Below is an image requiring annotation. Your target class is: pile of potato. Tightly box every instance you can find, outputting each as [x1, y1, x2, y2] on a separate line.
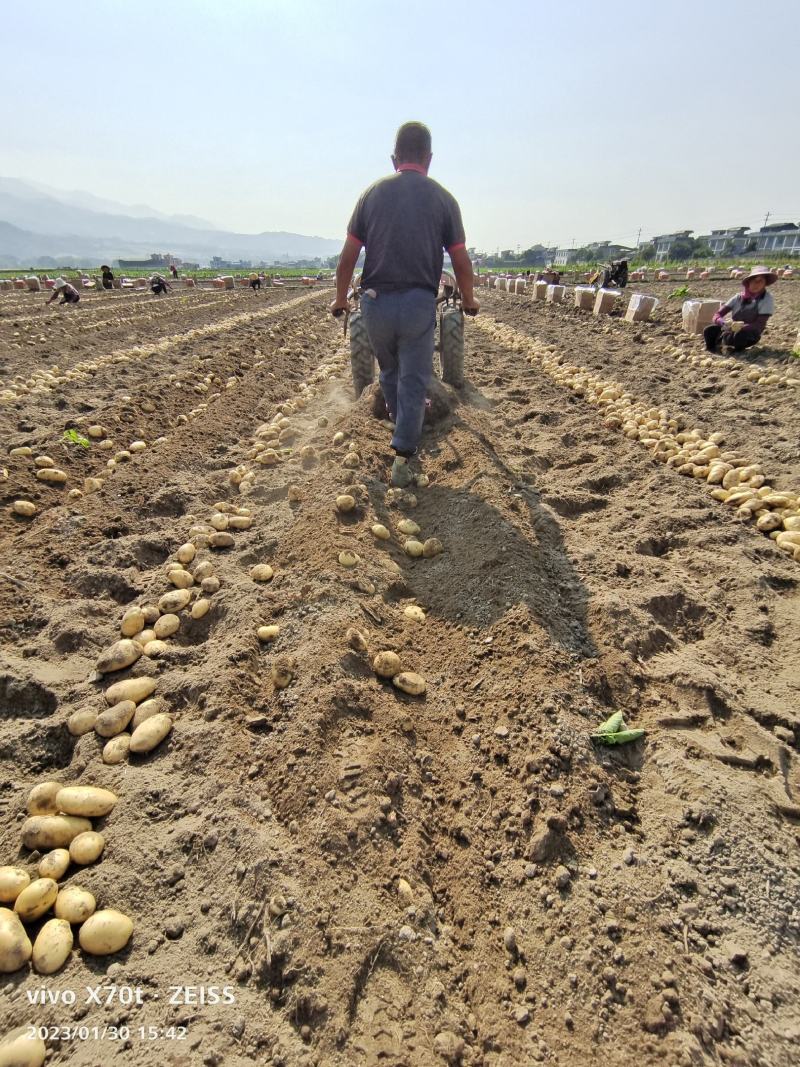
[660, 342, 800, 390]
[477, 319, 800, 565]
[0, 784, 133, 979]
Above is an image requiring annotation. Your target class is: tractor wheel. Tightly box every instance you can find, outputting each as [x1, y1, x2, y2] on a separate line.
[349, 309, 375, 398]
[440, 307, 465, 388]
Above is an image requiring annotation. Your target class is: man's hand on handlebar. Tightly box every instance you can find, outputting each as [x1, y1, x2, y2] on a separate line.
[462, 297, 480, 317]
[329, 297, 350, 318]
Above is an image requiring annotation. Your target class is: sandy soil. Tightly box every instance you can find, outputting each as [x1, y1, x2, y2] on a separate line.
[1, 280, 799, 1067]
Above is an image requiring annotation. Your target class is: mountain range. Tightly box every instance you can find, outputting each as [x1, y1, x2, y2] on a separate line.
[0, 178, 341, 267]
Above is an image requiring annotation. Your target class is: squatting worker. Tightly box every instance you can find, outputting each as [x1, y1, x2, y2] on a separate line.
[46, 278, 80, 306]
[703, 265, 776, 354]
[330, 121, 479, 488]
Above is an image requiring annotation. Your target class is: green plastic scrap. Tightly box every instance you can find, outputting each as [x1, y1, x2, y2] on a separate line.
[596, 711, 625, 735]
[591, 728, 645, 746]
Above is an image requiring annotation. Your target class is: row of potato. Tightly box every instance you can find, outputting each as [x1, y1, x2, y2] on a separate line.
[662, 343, 800, 390]
[476, 319, 800, 564]
[0, 785, 133, 982]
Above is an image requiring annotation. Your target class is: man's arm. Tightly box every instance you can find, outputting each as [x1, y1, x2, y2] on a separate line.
[449, 246, 479, 314]
[330, 236, 362, 314]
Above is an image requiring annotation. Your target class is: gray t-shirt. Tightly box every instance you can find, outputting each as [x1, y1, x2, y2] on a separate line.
[724, 289, 774, 321]
[347, 169, 466, 295]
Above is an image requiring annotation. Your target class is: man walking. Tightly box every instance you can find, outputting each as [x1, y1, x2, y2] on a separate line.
[330, 121, 478, 487]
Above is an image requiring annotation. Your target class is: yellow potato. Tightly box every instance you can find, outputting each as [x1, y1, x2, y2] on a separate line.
[210, 512, 229, 531]
[336, 494, 356, 513]
[95, 699, 136, 738]
[422, 538, 443, 558]
[257, 625, 280, 642]
[69, 832, 105, 865]
[38, 850, 70, 881]
[32, 918, 73, 975]
[102, 734, 131, 765]
[131, 698, 163, 730]
[129, 713, 174, 754]
[210, 531, 235, 548]
[393, 672, 427, 696]
[403, 605, 426, 623]
[96, 639, 143, 674]
[333, 431, 346, 446]
[0, 909, 33, 973]
[54, 886, 96, 925]
[190, 598, 210, 620]
[192, 561, 214, 582]
[154, 613, 180, 639]
[338, 551, 360, 568]
[228, 515, 252, 530]
[21, 815, 92, 851]
[67, 708, 97, 736]
[250, 564, 274, 582]
[404, 539, 424, 558]
[168, 569, 194, 590]
[0, 1024, 45, 1065]
[342, 452, 360, 469]
[0, 868, 30, 904]
[373, 651, 402, 678]
[35, 468, 67, 484]
[397, 519, 420, 536]
[26, 781, 61, 816]
[158, 589, 192, 614]
[78, 909, 133, 956]
[14, 878, 58, 922]
[201, 576, 220, 594]
[12, 500, 37, 517]
[176, 542, 196, 564]
[371, 524, 391, 540]
[120, 606, 145, 637]
[56, 786, 117, 818]
[142, 639, 169, 658]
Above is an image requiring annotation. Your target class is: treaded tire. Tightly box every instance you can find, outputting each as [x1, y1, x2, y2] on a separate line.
[440, 307, 465, 388]
[349, 310, 375, 398]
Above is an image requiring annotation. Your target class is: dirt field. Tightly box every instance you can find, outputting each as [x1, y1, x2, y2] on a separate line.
[1, 279, 799, 1067]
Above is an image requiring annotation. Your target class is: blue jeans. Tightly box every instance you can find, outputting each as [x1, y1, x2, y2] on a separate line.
[360, 288, 436, 455]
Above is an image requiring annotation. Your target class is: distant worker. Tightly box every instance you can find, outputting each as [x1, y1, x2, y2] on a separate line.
[150, 274, 171, 296]
[703, 265, 776, 354]
[330, 121, 478, 487]
[249, 271, 261, 293]
[170, 264, 178, 280]
[46, 278, 80, 306]
[100, 265, 114, 290]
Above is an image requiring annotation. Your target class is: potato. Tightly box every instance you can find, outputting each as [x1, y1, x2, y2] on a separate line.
[56, 786, 117, 818]
[404, 539, 424, 558]
[176, 542, 196, 564]
[120, 606, 145, 637]
[102, 734, 131, 765]
[158, 589, 192, 614]
[257, 624, 280, 642]
[96, 638, 142, 674]
[129, 713, 173, 754]
[403, 605, 426, 623]
[336, 494, 356, 513]
[169, 569, 194, 590]
[201, 576, 220, 594]
[67, 707, 97, 736]
[210, 531, 235, 549]
[393, 672, 427, 696]
[12, 500, 37, 517]
[21, 815, 92, 851]
[0, 1024, 45, 1065]
[38, 850, 70, 881]
[333, 431, 346, 446]
[9, 447, 32, 458]
[141, 604, 160, 625]
[271, 658, 294, 688]
[250, 564, 274, 582]
[131, 698, 163, 730]
[32, 918, 73, 975]
[190, 598, 210, 620]
[143, 639, 169, 658]
[210, 512, 228, 531]
[154, 613, 180, 639]
[95, 699, 136, 738]
[397, 519, 420, 536]
[87, 424, 104, 438]
[104, 679, 155, 709]
[371, 524, 391, 540]
[373, 651, 402, 678]
[338, 551, 360, 568]
[69, 832, 105, 865]
[228, 515, 252, 530]
[342, 452, 360, 469]
[0, 868, 30, 904]
[0, 909, 33, 973]
[54, 886, 96, 925]
[35, 467, 67, 484]
[78, 909, 133, 956]
[14, 878, 58, 922]
[422, 538, 443, 558]
[27, 781, 61, 816]
[193, 561, 214, 581]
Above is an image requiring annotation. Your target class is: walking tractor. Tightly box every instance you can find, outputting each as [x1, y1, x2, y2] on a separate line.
[337, 272, 474, 399]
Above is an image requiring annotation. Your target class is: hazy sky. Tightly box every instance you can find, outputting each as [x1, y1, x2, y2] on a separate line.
[3, 0, 799, 250]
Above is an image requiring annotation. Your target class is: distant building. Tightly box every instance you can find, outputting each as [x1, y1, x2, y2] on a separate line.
[652, 231, 693, 260]
[753, 223, 800, 256]
[702, 227, 751, 256]
[210, 256, 252, 269]
[553, 248, 578, 266]
[118, 252, 171, 270]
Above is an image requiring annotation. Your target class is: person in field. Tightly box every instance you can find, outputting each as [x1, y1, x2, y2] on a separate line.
[249, 271, 261, 292]
[703, 265, 777, 354]
[101, 265, 114, 290]
[150, 274, 171, 296]
[330, 121, 478, 487]
[46, 278, 80, 306]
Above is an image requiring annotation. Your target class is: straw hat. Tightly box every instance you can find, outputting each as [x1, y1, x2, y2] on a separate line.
[54, 278, 66, 289]
[743, 265, 778, 286]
